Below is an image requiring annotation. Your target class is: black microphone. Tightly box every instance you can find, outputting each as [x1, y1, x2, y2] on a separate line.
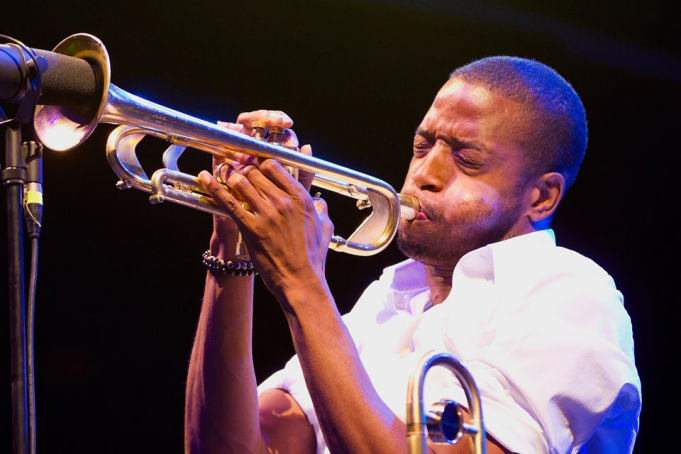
[0, 44, 98, 106]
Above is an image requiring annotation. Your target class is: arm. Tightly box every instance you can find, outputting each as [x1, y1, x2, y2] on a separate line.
[198, 114, 510, 453]
[184, 114, 317, 454]
[184, 217, 266, 453]
[280, 280, 510, 454]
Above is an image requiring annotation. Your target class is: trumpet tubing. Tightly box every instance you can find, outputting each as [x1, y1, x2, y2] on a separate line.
[33, 34, 419, 256]
[406, 351, 487, 454]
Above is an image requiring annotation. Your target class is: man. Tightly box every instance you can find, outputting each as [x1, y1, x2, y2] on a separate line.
[185, 57, 641, 453]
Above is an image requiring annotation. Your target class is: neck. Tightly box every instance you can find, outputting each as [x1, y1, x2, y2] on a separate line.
[424, 264, 455, 306]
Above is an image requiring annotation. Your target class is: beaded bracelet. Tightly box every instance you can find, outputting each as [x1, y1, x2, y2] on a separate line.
[202, 250, 258, 276]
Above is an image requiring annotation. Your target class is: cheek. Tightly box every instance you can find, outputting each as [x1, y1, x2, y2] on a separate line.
[442, 182, 503, 217]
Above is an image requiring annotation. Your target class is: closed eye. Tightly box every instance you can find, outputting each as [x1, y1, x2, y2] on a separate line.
[453, 149, 484, 170]
[413, 136, 433, 156]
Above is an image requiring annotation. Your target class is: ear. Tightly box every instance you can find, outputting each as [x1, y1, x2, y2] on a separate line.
[527, 172, 565, 223]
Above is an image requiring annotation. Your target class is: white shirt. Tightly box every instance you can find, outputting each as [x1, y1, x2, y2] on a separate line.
[258, 230, 641, 453]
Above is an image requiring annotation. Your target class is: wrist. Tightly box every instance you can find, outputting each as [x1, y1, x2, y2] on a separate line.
[209, 230, 242, 261]
[278, 276, 333, 315]
[202, 251, 257, 277]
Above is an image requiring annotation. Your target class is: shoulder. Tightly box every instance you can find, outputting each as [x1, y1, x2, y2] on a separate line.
[493, 232, 621, 309]
[491, 234, 633, 351]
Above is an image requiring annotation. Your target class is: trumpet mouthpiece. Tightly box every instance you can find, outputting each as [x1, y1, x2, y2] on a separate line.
[399, 194, 420, 221]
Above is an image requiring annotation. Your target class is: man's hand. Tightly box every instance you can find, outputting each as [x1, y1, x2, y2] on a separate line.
[201, 110, 332, 305]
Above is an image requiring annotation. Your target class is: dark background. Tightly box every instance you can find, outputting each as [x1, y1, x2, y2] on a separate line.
[1, 0, 678, 452]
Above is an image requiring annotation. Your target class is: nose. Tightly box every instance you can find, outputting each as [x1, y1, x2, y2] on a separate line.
[409, 145, 452, 192]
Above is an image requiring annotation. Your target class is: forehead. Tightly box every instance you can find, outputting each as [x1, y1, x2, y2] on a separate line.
[419, 78, 522, 154]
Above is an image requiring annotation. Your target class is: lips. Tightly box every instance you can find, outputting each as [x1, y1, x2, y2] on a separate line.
[402, 193, 432, 221]
[414, 201, 432, 221]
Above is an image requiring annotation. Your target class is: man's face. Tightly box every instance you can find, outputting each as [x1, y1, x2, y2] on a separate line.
[397, 78, 533, 267]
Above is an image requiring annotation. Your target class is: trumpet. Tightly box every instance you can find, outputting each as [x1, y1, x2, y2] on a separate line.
[33, 34, 419, 256]
[407, 351, 487, 454]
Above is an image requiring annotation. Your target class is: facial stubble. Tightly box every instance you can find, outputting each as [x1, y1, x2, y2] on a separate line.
[396, 193, 524, 268]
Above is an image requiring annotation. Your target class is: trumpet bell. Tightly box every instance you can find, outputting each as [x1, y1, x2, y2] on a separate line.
[34, 33, 111, 152]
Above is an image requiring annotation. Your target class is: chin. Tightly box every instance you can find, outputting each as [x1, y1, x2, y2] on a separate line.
[396, 229, 456, 267]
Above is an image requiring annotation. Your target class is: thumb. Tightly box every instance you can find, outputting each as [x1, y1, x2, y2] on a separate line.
[298, 144, 315, 191]
[312, 196, 334, 239]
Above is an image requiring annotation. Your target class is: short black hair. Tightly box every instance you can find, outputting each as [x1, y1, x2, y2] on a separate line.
[451, 57, 587, 189]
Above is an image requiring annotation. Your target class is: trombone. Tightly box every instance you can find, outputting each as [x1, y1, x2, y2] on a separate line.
[33, 34, 419, 256]
[407, 351, 487, 454]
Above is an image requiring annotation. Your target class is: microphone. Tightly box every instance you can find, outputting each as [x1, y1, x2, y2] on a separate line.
[0, 43, 98, 106]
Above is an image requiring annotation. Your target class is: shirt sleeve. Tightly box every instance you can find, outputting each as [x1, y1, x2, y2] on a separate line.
[258, 355, 328, 454]
[441, 269, 641, 453]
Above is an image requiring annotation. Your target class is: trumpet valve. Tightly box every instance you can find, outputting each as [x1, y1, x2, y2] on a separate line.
[251, 121, 268, 140]
[267, 125, 286, 144]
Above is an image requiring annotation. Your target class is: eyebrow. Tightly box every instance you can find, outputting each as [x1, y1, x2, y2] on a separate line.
[414, 127, 490, 155]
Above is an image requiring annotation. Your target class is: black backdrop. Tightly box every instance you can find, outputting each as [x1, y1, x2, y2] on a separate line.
[1, 1, 678, 452]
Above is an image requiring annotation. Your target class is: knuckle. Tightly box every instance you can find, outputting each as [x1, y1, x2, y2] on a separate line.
[229, 174, 249, 192]
[273, 196, 293, 214]
[232, 178, 249, 192]
[222, 195, 239, 211]
[260, 159, 281, 174]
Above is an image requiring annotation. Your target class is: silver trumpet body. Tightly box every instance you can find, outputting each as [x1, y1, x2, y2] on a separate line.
[34, 34, 419, 256]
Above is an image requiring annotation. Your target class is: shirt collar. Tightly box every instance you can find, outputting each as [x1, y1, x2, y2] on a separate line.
[380, 229, 556, 312]
[381, 259, 429, 313]
[455, 229, 556, 284]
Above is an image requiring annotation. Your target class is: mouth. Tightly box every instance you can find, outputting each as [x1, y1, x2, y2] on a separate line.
[400, 193, 432, 222]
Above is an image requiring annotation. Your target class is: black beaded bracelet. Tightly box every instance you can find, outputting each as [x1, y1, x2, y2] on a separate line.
[202, 250, 258, 276]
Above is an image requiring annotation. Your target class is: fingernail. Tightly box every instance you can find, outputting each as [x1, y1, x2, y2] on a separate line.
[198, 171, 211, 185]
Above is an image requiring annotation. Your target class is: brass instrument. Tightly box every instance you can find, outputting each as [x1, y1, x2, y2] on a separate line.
[407, 351, 487, 454]
[33, 34, 419, 256]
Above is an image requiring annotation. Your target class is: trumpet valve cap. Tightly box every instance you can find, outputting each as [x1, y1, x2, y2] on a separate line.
[251, 121, 268, 140]
[268, 125, 285, 143]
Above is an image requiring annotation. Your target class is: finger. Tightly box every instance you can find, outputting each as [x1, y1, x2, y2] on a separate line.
[217, 121, 247, 135]
[214, 157, 261, 184]
[215, 161, 244, 185]
[312, 197, 329, 216]
[236, 110, 293, 131]
[198, 171, 253, 225]
[231, 150, 262, 169]
[268, 128, 299, 150]
[219, 165, 287, 215]
[297, 144, 315, 192]
[233, 165, 287, 203]
[258, 158, 306, 196]
[313, 197, 335, 240]
[213, 154, 239, 168]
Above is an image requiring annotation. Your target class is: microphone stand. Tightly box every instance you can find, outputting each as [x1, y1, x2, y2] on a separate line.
[1, 36, 43, 454]
[3, 120, 29, 454]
